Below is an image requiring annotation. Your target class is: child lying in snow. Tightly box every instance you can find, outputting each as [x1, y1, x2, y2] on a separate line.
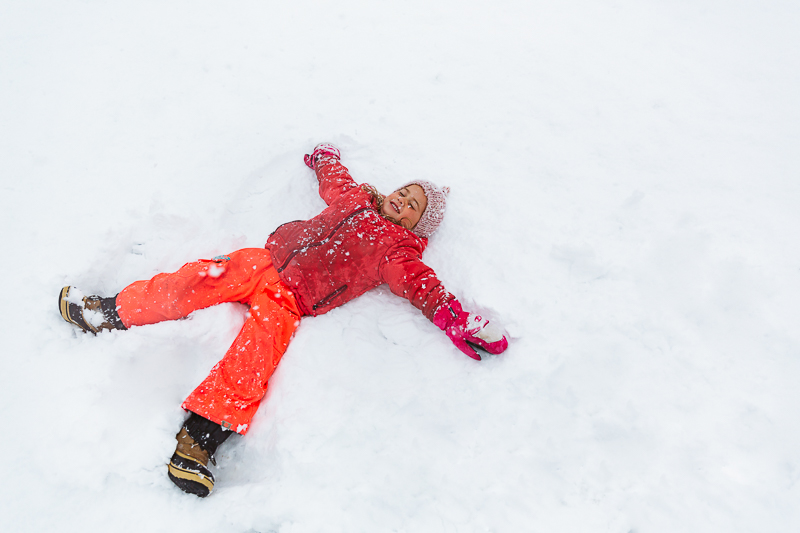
[58, 143, 509, 497]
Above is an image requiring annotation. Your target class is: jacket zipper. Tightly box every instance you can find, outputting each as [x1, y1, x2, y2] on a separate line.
[276, 206, 372, 273]
[312, 285, 348, 311]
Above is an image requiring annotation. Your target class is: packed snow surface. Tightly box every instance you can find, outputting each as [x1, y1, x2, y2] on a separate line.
[1, 1, 799, 532]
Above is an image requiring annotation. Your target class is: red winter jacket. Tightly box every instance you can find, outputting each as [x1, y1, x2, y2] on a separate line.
[265, 159, 454, 321]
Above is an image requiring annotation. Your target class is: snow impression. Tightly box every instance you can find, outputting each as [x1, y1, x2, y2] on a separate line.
[1, 1, 799, 532]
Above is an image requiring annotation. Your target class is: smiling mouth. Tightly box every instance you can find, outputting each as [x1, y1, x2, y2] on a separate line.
[390, 200, 400, 214]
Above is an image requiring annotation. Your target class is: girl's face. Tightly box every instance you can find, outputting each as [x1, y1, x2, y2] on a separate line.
[381, 184, 428, 231]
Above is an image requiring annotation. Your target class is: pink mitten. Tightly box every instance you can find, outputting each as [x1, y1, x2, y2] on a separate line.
[304, 143, 341, 170]
[433, 299, 509, 361]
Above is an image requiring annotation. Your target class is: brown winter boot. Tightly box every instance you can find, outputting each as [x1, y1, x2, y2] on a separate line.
[167, 413, 233, 498]
[167, 427, 215, 497]
[58, 286, 127, 334]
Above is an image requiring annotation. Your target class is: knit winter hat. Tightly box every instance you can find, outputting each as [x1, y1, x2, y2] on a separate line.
[401, 180, 450, 238]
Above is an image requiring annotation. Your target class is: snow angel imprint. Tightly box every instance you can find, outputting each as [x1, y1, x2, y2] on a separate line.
[58, 143, 509, 497]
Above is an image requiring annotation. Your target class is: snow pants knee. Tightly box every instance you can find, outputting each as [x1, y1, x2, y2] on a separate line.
[115, 248, 302, 434]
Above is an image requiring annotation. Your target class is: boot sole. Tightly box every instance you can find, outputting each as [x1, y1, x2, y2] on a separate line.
[168, 452, 214, 497]
[58, 286, 95, 334]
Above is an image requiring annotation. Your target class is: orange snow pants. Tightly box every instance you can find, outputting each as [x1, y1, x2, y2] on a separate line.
[116, 248, 302, 434]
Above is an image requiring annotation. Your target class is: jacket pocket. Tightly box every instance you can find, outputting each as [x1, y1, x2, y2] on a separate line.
[312, 285, 348, 311]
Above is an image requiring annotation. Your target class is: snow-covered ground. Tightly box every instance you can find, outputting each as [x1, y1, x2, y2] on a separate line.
[2, 1, 799, 531]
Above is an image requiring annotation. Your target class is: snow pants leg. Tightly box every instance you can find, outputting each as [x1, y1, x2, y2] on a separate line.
[115, 248, 303, 434]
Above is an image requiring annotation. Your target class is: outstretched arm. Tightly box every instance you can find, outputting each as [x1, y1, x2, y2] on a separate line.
[379, 244, 454, 322]
[304, 143, 357, 205]
[380, 245, 508, 360]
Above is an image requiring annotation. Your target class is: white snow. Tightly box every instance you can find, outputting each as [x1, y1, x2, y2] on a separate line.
[2, 1, 799, 532]
[207, 264, 226, 278]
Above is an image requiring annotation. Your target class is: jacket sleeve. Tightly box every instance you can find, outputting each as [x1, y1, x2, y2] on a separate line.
[379, 242, 455, 322]
[315, 158, 359, 206]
